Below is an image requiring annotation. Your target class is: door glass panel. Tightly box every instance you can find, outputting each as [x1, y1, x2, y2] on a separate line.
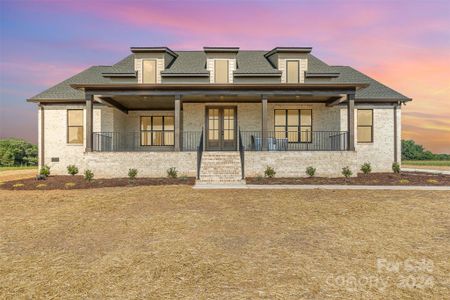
[208, 109, 219, 140]
[223, 108, 234, 141]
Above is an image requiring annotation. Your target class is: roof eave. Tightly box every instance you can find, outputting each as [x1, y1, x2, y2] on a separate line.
[233, 73, 282, 77]
[130, 47, 178, 58]
[160, 73, 210, 77]
[264, 47, 313, 58]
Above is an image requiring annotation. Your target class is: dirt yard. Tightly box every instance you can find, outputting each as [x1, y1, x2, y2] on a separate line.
[0, 168, 36, 182]
[1, 186, 449, 299]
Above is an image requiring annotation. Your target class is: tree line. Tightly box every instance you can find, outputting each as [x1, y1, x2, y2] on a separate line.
[0, 138, 38, 166]
[402, 140, 450, 161]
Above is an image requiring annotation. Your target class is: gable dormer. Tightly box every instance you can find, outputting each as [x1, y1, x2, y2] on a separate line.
[264, 47, 312, 83]
[204, 47, 239, 83]
[131, 47, 178, 84]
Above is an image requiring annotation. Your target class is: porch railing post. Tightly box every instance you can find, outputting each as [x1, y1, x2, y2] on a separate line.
[261, 96, 268, 151]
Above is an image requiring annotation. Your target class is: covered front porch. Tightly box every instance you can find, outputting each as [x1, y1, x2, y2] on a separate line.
[79, 83, 361, 153]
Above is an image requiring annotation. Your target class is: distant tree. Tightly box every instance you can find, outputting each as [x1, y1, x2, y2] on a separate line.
[402, 139, 450, 160]
[0, 138, 38, 166]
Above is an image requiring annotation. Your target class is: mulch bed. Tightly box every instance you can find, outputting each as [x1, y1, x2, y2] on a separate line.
[246, 172, 450, 186]
[0, 175, 195, 190]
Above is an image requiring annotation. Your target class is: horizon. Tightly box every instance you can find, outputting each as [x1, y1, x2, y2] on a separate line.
[1, 0, 449, 153]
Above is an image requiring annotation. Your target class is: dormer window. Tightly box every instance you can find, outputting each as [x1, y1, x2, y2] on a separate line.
[214, 60, 229, 83]
[142, 60, 157, 84]
[286, 60, 300, 83]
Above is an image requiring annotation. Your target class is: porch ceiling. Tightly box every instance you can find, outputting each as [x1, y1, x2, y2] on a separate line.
[99, 94, 340, 111]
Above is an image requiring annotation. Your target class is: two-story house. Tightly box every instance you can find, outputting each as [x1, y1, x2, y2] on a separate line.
[28, 46, 411, 182]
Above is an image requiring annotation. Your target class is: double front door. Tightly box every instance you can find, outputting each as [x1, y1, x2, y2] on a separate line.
[206, 106, 237, 151]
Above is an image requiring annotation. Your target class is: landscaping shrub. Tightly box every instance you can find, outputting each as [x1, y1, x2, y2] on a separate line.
[342, 166, 352, 178]
[360, 162, 372, 174]
[306, 166, 316, 177]
[128, 168, 138, 179]
[264, 166, 276, 178]
[84, 169, 94, 182]
[392, 162, 401, 174]
[39, 165, 50, 177]
[67, 165, 79, 176]
[167, 167, 178, 178]
[35, 174, 47, 181]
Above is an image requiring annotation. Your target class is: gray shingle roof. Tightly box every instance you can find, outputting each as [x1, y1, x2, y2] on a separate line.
[234, 51, 281, 75]
[29, 49, 410, 101]
[161, 51, 208, 75]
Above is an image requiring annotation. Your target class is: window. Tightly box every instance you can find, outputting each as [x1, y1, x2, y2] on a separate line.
[357, 109, 373, 143]
[142, 60, 156, 83]
[286, 60, 299, 83]
[67, 109, 83, 144]
[274, 109, 312, 142]
[140, 116, 174, 146]
[214, 60, 229, 83]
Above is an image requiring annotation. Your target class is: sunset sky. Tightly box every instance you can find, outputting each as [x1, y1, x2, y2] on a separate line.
[1, 0, 449, 153]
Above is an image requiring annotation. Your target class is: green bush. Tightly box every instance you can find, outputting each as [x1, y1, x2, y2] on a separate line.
[128, 168, 138, 179]
[392, 162, 401, 174]
[306, 166, 316, 177]
[360, 162, 372, 174]
[342, 166, 352, 178]
[84, 169, 94, 182]
[167, 167, 178, 178]
[39, 165, 50, 177]
[67, 165, 79, 176]
[264, 166, 276, 178]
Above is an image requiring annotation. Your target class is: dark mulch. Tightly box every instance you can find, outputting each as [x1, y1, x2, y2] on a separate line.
[247, 172, 450, 186]
[1, 175, 195, 190]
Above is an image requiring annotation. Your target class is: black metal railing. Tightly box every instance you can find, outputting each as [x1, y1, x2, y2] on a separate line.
[93, 131, 202, 152]
[238, 128, 245, 179]
[197, 128, 204, 179]
[182, 131, 202, 151]
[240, 131, 348, 151]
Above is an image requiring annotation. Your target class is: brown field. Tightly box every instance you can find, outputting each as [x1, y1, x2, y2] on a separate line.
[1, 186, 449, 299]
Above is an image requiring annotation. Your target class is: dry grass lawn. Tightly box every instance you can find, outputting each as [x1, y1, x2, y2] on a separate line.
[1, 186, 449, 299]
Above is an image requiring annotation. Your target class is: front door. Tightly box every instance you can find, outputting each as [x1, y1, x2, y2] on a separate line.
[206, 107, 237, 151]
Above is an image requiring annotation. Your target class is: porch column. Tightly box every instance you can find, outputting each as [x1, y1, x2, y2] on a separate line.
[174, 95, 181, 151]
[85, 93, 93, 152]
[261, 96, 268, 151]
[347, 93, 355, 151]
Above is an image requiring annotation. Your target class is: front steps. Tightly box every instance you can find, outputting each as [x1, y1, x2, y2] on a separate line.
[197, 151, 244, 185]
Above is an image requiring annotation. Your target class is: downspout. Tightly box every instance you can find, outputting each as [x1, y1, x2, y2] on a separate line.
[393, 103, 398, 163]
[39, 104, 45, 169]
